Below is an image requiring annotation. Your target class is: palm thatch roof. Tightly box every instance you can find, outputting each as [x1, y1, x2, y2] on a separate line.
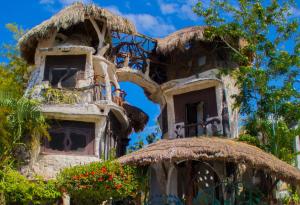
[122, 102, 149, 133]
[118, 137, 300, 185]
[19, 2, 137, 64]
[156, 26, 208, 54]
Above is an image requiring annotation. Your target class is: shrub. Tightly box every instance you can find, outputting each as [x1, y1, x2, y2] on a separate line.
[57, 161, 140, 205]
[238, 134, 261, 147]
[0, 168, 60, 204]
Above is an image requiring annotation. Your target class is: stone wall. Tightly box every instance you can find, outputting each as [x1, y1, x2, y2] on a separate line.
[21, 154, 101, 179]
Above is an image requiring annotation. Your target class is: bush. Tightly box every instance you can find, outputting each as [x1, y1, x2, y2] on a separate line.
[57, 161, 140, 205]
[238, 134, 261, 147]
[0, 168, 60, 205]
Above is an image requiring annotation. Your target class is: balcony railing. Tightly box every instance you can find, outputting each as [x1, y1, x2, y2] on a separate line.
[42, 84, 126, 105]
[174, 117, 223, 138]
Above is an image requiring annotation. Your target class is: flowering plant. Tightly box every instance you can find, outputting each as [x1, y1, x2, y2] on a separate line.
[57, 161, 139, 204]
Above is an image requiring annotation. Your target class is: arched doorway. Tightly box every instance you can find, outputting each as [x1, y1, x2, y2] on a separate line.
[176, 160, 221, 205]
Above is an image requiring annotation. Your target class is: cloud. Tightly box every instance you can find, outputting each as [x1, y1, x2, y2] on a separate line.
[157, 0, 199, 21]
[106, 6, 176, 37]
[158, 0, 178, 14]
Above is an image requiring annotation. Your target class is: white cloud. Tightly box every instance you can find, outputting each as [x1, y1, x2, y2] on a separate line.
[157, 0, 199, 21]
[179, 4, 198, 21]
[106, 6, 176, 37]
[126, 13, 175, 37]
[158, 0, 178, 14]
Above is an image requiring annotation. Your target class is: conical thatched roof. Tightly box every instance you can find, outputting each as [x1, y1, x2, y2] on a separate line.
[118, 137, 300, 185]
[19, 2, 137, 64]
[122, 102, 149, 133]
[156, 26, 208, 54]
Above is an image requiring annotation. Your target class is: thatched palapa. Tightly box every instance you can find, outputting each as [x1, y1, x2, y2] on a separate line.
[122, 102, 149, 133]
[19, 2, 137, 64]
[156, 26, 208, 54]
[118, 137, 300, 185]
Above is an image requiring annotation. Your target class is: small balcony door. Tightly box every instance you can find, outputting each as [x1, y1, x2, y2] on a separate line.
[185, 102, 204, 137]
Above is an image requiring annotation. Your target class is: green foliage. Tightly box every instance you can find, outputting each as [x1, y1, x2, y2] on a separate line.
[57, 161, 140, 205]
[0, 168, 60, 205]
[238, 134, 260, 147]
[128, 127, 160, 153]
[0, 23, 44, 168]
[0, 23, 28, 96]
[283, 186, 300, 204]
[0, 93, 49, 167]
[193, 0, 300, 163]
[42, 87, 81, 104]
[243, 116, 299, 164]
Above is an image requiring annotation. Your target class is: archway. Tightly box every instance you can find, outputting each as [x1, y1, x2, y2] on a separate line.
[119, 82, 160, 148]
[175, 160, 222, 205]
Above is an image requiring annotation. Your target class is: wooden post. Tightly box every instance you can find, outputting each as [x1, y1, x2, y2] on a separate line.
[186, 161, 193, 205]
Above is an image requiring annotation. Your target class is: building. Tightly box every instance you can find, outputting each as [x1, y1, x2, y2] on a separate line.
[20, 3, 148, 179]
[20, 2, 300, 204]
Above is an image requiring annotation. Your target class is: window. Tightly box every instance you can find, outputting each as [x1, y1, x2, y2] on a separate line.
[185, 102, 204, 137]
[44, 55, 86, 88]
[43, 120, 95, 155]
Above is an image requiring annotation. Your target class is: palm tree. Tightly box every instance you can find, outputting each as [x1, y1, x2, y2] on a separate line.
[0, 92, 49, 167]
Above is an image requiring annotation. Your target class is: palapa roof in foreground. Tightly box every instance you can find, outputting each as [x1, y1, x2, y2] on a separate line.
[19, 2, 137, 64]
[122, 102, 149, 133]
[156, 26, 208, 54]
[118, 137, 300, 185]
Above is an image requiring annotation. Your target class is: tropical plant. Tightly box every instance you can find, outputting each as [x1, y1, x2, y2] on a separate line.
[0, 23, 28, 97]
[0, 168, 60, 205]
[0, 93, 49, 167]
[57, 161, 140, 205]
[193, 0, 300, 163]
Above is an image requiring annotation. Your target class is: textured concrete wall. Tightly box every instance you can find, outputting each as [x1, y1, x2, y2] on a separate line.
[21, 154, 101, 179]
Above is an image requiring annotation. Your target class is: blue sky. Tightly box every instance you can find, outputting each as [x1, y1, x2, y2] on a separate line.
[0, 0, 299, 145]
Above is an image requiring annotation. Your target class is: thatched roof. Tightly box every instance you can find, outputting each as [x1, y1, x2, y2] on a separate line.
[118, 137, 300, 184]
[122, 102, 149, 133]
[19, 2, 137, 64]
[156, 26, 208, 54]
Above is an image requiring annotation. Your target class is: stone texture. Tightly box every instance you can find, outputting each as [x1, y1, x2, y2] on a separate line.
[21, 154, 101, 179]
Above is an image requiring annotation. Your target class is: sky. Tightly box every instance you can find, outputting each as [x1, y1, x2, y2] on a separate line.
[0, 0, 299, 145]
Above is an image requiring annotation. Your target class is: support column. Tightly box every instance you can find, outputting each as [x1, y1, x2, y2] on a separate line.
[100, 61, 112, 101]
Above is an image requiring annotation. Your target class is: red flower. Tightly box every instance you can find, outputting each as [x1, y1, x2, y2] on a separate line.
[91, 171, 95, 175]
[101, 167, 107, 173]
[108, 175, 113, 181]
[115, 184, 122, 190]
[98, 177, 104, 182]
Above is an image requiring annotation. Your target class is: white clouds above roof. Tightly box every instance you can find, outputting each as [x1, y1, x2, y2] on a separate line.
[157, 0, 199, 21]
[105, 5, 176, 37]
